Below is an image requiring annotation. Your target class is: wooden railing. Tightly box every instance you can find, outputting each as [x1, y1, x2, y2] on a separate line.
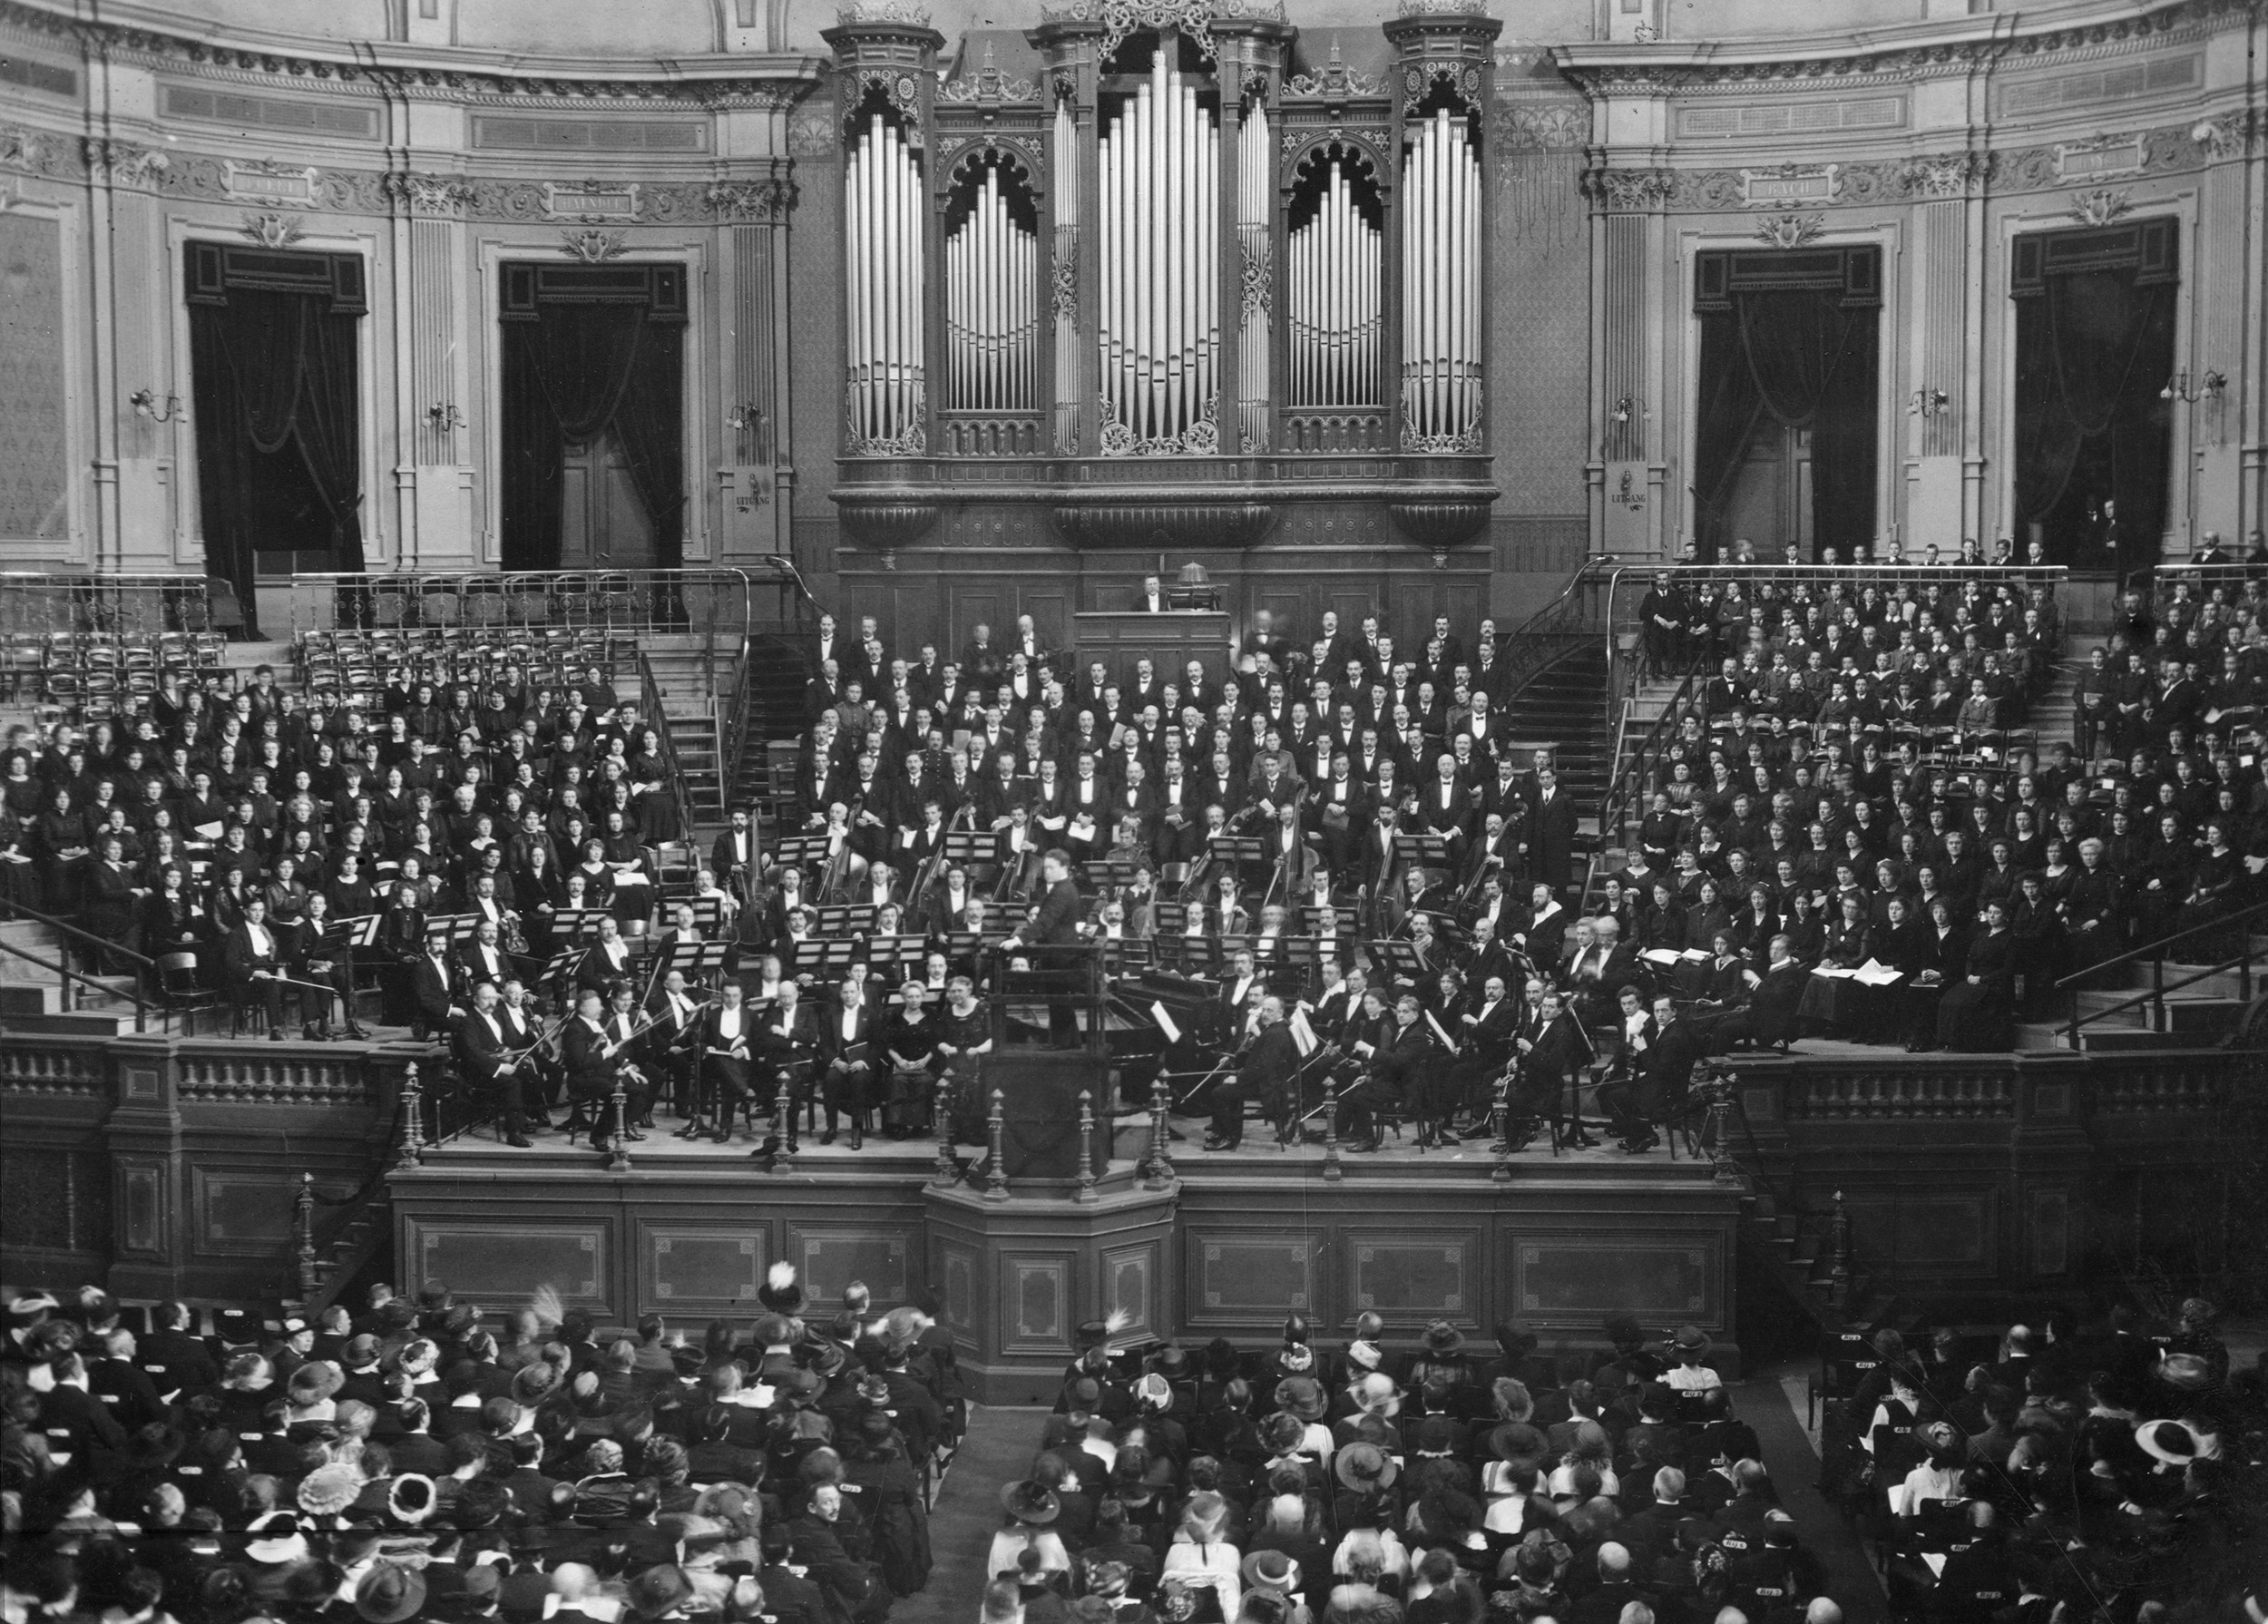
[0, 897, 161, 1032]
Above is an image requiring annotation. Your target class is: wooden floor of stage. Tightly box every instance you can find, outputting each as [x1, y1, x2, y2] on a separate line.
[415, 1107, 1726, 1182]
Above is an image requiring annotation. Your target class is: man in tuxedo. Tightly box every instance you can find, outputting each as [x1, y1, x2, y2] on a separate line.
[1601, 993, 1706, 1153]
[1138, 572, 1168, 613]
[819, 973, 877, 1148]
[695, 980, 757, 1145]
[645, 968, 705, 1129]
[577, 915, 636, 997]
[561, 987, 635, 1151]
[454, 982, 532, 1147]
[459, 919, 512, 995]
[1447, 972, 1518, 1122]
[223, 895, 288, 1039]
[1337, 991, 1432, 1151]
[754, 980, 818, 1150]
[409, 925, 463, 1041]
[712, 809, 759, 904]
[1204, 993, 1301, 1151]
[1529, 766, 1577, 901]
[1001, 847, 1088, 1048]
[1716, 934, 1806, 1052]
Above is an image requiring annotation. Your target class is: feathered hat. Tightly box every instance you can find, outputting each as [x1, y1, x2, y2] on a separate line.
[757, 1263, 807, 1316]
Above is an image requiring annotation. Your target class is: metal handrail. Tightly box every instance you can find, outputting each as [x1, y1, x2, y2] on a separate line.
[1589, 660, 1707, 879]
[2056, 893, 2268, 1043]
[0, 573, 212, 637]
[0, 895, 159, 973]
[0, 930, 154, 1032]
[273, 568, 759, 641]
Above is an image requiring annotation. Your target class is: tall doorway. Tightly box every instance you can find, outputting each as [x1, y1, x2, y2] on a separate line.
[2010, 219, 2177, 578]
[498, 261, 687, 573]
[1691, 245, 1880, 563]
[185, 242, 368, 633]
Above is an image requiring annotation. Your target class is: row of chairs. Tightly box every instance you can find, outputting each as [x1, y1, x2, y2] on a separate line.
[351, 574, 665, 631]
[296, 628, 634, 706]
[5, 631, 231, 709]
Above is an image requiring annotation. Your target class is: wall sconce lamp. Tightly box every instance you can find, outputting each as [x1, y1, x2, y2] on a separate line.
[1908, 387, 1950, 418]
[726, 403, 771, 459]
[129, 389, 185, 423]
[2159, 369, 2225, 404]
[1611, 395, 1645, 425]
[425, 403, 465, 432]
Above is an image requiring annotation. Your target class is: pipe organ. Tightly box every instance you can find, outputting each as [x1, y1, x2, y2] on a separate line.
[826, 0, 1501, 538]
[1099, 44, 1221, 452]
[843, 110, 926, 455]
[1287, 148, 1383, 412]
[944, 158, 1039, 414]
[1401, 106, 1483, 451]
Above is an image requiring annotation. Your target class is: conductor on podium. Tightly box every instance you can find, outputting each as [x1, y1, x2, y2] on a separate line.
[1001, 846, 1085, 1048]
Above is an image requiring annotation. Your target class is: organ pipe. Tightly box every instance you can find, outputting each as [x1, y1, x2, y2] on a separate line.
[1097, 43, 1220, 448]
[1401, 106, 1481, 447]
[1287, 152, 1381, 408]
[845, 113, 925, 452]
[945, 161, 1038, 412]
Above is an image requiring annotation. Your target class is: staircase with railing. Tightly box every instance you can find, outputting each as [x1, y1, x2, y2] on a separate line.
[0, 900, 165, 1035]
[2055, 896, 2268, 1052]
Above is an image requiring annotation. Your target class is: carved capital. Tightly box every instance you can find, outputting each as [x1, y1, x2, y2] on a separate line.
[1582, 165, 1673, 211]
[83, 138, 171, 191]
[383, 171, 478, 217]
[706, 178, 798, 221]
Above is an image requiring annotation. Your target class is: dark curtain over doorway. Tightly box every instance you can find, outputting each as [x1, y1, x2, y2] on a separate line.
[2011, 220, 2178, 575]
[187, 245, 367, 634]
[1692, 246, 1880, 563]
[498, 262, 686, 572]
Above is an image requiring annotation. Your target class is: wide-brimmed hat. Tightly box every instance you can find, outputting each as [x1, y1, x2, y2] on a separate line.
[1179, 1489, 1231, 1542]
[1241, 1550, 1300, 1591]
[1421, 1320, 1464, 1355]
[244, 1510, 310, 1564]
[2157, 1353, 2215, 1391]
[354, 1562, 428, 1624]
[296, 1463, 363, 1517]
[1670, 1326, 1713, 1358]
[288, 1361, 344, 1403]
[1274, 1376, 1325, 1422]
[2136, 1419, 2220, 1467]
[511, 1360, 561, 1405]
[1351, 1372, 1401, 1417]
[1000, 1479, 1061, 1525]
[1334, 1442, 1399, 1492]
[386, 1472, 438, 1526]
[1492, 1377, 1534, 1423]
[1135, 1373, 1173, 1411]
[1345, 1339, 1383, 1372]
[342, 1334, 383, 1369]
[1152, 1345, 1190, 1379]
[1491, 1423, 1549, 1472]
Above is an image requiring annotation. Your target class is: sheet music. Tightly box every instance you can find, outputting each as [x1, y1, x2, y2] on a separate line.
[1150, 1001, 1182, 1046]
[1289, 1009, 1317, 1056]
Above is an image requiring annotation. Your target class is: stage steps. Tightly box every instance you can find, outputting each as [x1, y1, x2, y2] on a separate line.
[2026, 938, 2268, 1050]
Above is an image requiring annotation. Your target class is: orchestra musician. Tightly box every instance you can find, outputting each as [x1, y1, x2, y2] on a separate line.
[453, 981, 532, 1148]
[577, 915, 637, 997]
[646, 969, 705, 1125]
[1202, 993, 1302, 1152]
[697, 980, 756, 1145]
[1335, 990, 1432, 1152]
[752, 980, 817, 1153]
[562, 986, 642, 1154]
[819, 972, 877, 1149]
[222, 894, 288, 1039]
[408, 924, 463, 1041]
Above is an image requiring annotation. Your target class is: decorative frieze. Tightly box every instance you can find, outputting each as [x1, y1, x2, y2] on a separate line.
[1737, 161, 1840, 208]
[83, 139, 171, 190]
[705, 179, 798, 221]
[221, 159, 322, 206]
[1582, 166, 1674, 211]
[2055, 134, 2147, 181]
[383, 171, 479, 217]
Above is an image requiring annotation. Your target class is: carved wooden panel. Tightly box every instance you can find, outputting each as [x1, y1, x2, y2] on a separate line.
[1512, 1235, 1715, 1323]
[116, 1158, 168, 1257]
[0, 1151, 71, 1251]
[192, 1169, 341, 1257]
[2028, 1189, 2070, 1279]
[1102, 1241, 1157, 1341]
[411, 1222, 609, 1310]
[939, 1243, 979, 1354]
[1187, 1231, 1321, 1324]
[641, 1225, 768, 1309]
[1005, 1255, 1070, 1353]
[790, 1227, 910, 1310]
[1345, 1228, 1478, 1320]
[1843, 1189, 1998, 1278]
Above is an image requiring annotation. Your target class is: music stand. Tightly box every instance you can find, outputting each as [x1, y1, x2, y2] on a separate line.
[1393, 833, 1451, 879]
[813, 905, 876, 938]
[771, 835, 831, 876]
[1301, 904, 1358, 936]
[1206, 835, 1268, 885]
[1155, 902, 1190, 936]
[942, 831, 989, 866]
[1082, 859, 1142, 895]
[863, 934, 931, 976]
[686, 895, 726, 933]
[1100, 936, 1154, 973]
[1366, 938, 1431, 990]
[552, 908, 610, 944]
[797, 940, 860, 980]
[538, 948, 582, 996]
[654, 941, 728, 989]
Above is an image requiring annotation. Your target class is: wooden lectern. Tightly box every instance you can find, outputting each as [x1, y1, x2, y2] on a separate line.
[1070, 611, 1232, 680]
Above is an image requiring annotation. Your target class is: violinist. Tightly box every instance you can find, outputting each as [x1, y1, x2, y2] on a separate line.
[650, 903, 709, 993]
[648, 969, 706, 1124]
[577, 915, 636, 998]
[562, 988, 631, 1151]
[289, 891, 360, 1041]
[924, 864, 979, 936]
[453, 983, 532, 1149]
[459, 919, 513, 996]
[498, 977, 554, 1128]
[696, 980, 756, 1145]
[603, 981, 657, 1135]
